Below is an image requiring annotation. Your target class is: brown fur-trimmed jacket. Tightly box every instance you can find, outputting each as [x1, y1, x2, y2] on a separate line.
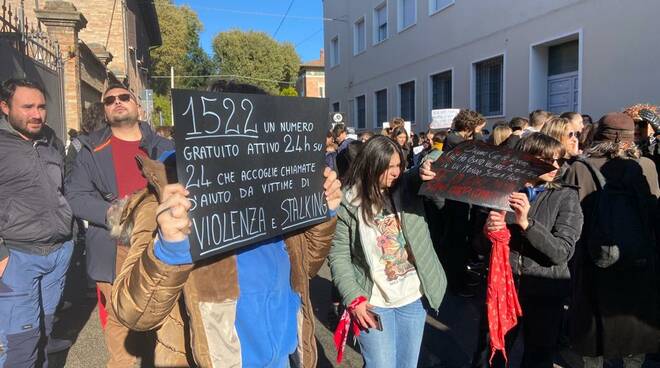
[110, 158, 337, 367]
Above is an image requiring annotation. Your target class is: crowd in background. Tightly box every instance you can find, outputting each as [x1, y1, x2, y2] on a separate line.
[325, 105, 659, 368]
[1, 75, 659, 368]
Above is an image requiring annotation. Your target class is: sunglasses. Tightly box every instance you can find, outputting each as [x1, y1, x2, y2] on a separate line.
[540, 157, 560, 165]
[566, 131, 581, 139]
[103, 93, 132, 106]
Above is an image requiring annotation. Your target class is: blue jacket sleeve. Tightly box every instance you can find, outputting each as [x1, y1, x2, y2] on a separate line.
[153, 232, 193, 265]
[64, 148, 111, 227]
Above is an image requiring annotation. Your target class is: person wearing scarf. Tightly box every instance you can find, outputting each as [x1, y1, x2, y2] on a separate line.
[472, 133, 583, 367]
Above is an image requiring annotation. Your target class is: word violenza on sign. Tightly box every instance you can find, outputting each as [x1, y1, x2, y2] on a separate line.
[172, 89, 331, 261]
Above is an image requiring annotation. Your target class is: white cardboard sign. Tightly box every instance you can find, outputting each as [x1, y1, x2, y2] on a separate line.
[431, 109, 460, 129]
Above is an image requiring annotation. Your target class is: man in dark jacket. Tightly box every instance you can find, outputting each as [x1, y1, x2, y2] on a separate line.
[443, 109, 486, 152]
[64, 83, 173, 367]
[0, 79, 74, 368]
[440, 110, 486, 296]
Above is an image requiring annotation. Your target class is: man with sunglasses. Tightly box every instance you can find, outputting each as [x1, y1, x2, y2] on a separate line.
[65, 83, 173, 367]
[0, 78, 73, 367]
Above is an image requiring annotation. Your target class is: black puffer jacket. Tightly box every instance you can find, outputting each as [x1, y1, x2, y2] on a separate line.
[0, 117, 72, 260]
[506, 184, 583, 297]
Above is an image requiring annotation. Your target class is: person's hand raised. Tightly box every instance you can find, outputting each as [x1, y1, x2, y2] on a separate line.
[323, 167, 342, 211]
[509, 192, 530, 230]
[157, 184, 192, 242]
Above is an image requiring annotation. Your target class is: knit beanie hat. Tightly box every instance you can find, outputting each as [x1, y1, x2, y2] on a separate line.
[594, 112, 634, 143]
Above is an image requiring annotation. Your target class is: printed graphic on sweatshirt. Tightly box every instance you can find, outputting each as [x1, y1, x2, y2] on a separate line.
[374, 213, 417, 281]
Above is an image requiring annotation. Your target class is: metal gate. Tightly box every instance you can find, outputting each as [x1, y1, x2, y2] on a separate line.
[0, 0, 65, 139]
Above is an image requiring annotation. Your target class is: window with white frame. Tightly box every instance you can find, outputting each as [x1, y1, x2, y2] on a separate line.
[373, 3, 388, 44]
[398, 0, 416, 32]
[429, 0, 454, 15]
[375, 89, 387, 127]
[355, 95, 366, 129]
[431, 70, 452, 109]
[399, 81, 415, 123]
[319, 85, 325, 98]
[475, 56, 503, 116]
[353, 18, 366, 55]
[330, 36, 340, 67]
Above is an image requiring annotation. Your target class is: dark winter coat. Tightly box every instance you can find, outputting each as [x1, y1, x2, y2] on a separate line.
[565, 155, 660, 357]
[335, 137, 354, 177]
[64, 136, 83, 179]
[443, 132, 466, 152]
[639, 137, 660, 180]
[0, 117, 72, 261]
[506, 184, 583, 298]
[502, 134, 521, 149]
[64, 122, 173, 282]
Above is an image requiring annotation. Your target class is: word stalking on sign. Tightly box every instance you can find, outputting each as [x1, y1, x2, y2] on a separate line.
[172, 89, 331, 261]
[419, 141, 556, 211]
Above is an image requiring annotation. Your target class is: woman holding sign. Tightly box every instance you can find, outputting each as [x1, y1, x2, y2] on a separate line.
[329, 135, 446, 368]
[472, 133, 583, 368]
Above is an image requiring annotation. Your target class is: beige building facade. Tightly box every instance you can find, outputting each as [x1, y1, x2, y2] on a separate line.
[323, 0, 660, 132]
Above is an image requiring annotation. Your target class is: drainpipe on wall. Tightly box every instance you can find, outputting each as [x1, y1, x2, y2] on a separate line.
[121, 0, 130, 90]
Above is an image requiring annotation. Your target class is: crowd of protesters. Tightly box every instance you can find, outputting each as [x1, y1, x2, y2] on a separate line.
[325, 106, 659, 368]
[0, 76, 659, 368]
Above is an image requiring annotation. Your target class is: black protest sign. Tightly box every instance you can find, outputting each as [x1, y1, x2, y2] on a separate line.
[172, 89, 330, 261]
[419, 141, 556, 211]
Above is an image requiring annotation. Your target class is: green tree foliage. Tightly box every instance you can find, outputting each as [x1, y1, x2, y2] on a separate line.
[279, 87, 298, 96]
[152, 93, 172, 126]
[151, 0, 214, 94]
[212, 30, 301, 95]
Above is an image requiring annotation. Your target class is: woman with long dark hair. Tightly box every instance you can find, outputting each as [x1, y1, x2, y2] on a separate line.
[329, 135, 446, 368]
[390, 126, 414, 168]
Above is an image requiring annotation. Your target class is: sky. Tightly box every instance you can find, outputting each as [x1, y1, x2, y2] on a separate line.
[173, 0, 326, 63]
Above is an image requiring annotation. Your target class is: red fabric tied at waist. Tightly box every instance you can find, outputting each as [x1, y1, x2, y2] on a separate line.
[486, 227, 522, 365]
[333, 295, 367, 364]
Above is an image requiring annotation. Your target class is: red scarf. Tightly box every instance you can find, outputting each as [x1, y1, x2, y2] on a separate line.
[333, 296, 366, 363]
[486, 228, 522, 365]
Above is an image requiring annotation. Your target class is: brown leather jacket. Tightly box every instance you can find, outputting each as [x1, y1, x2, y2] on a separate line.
[110, 159, 337, 367]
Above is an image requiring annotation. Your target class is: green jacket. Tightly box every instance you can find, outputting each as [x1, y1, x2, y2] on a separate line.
[328, 171, 447, 310]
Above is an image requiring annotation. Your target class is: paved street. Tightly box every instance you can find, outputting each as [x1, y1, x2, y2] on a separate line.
[48, 245, 660, 368]
[48, 244, 479, 368]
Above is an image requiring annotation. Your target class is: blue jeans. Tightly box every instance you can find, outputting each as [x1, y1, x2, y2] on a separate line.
[357, 298, 426, 368]
[0, 241, 73, 368]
